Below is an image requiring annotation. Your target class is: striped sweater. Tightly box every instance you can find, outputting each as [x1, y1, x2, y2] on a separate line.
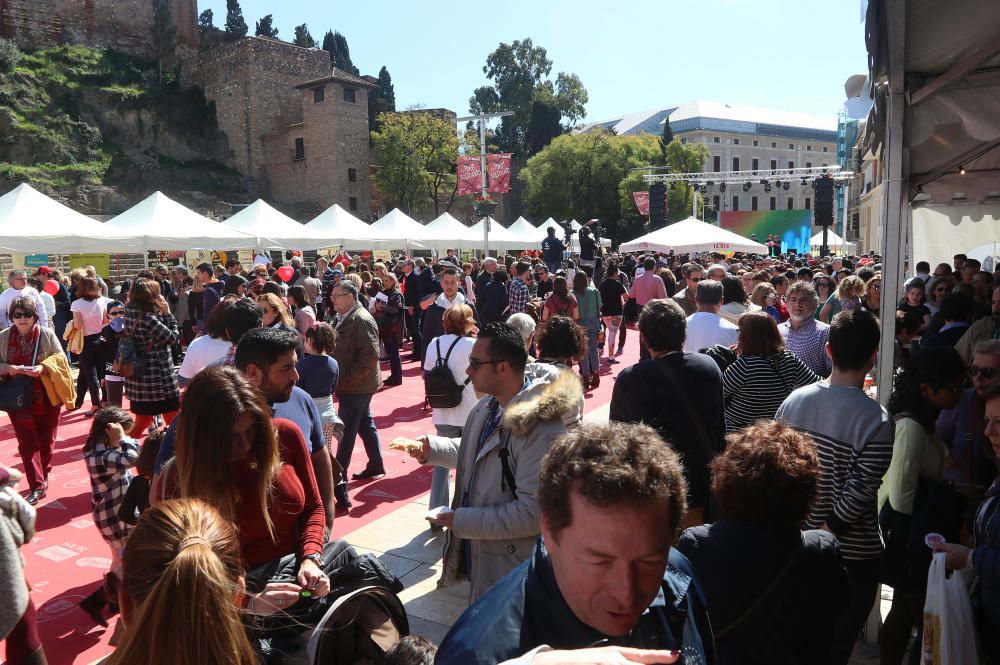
[776, 382, 894, 561]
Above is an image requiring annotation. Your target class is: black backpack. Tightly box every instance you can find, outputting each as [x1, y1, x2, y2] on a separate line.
[424, 337, 471, 409]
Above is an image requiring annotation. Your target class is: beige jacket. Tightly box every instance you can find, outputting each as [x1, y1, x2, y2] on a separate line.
[0, 325, 63, 374]
[425, 364, 582, 601]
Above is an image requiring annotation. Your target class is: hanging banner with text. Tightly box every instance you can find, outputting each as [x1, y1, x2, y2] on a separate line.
[486, 153, 512, 194]
[632, 191, 650, 215]
[457, 156, 482, 196]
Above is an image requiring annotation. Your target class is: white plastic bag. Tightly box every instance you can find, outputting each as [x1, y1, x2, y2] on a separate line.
[922, 551, 978, 664]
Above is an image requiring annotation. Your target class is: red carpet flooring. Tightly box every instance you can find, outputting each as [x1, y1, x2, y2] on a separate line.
[1, 331, 641, 664]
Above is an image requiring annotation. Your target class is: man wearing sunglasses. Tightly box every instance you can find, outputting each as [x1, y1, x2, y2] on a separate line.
[0, 270, 48, 329]
[938, 340, 1000, 501]
[671, 262, 703, 317]
[404, 322, 582, 602]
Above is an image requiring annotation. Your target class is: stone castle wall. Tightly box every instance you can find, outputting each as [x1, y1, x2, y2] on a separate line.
[182, 37, 331, 186]
[0, 0, 197, 59]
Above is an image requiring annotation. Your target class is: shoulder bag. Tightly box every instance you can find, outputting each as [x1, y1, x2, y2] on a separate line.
[0, 333, 40, 412]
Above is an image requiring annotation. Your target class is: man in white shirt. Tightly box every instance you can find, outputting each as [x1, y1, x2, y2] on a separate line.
[0, 270, 49, 329]
[683, 279, 738, 353]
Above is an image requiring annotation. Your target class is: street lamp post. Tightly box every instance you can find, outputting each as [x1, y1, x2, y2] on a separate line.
[456, 110, 514, 256]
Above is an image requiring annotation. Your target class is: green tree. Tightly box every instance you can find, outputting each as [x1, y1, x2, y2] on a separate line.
[293, 24, 315, 48]
[618, 139, 709, 237]
[197, 8, 215, 30]
[659, 119, 674, 161]
[255, 14, 278, 38]
[469, 38, 588, 158]
[224, 0, 248, 37]
[322, 30, 359, 76]
[368, 66, 396, 136]
[150, 0, 177, 84]
[372, 112, 470, 216]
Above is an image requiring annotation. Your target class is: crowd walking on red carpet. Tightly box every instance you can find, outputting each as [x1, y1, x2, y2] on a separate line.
[2, 248, 1000, 665]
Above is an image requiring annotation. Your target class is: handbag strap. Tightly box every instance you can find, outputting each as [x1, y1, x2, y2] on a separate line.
[30, 331, 40, 366]
[715, 533, 804, 639]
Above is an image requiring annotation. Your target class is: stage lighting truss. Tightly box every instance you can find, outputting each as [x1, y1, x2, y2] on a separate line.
[639, 165, 854, 192]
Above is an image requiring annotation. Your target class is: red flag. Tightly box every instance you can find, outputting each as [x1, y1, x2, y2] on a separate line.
[632, 191, 650, 215]
[457, 156, 482, 196]
[486, 153, 512, 194]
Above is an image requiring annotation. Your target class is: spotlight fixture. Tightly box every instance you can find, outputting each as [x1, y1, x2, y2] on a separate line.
[764, 182, 772, 193]
[801, 177, 809, 185]
[782, 181, 790, 191]
[960, 166, 967, 175]
[759, 179, 769, 185]
[719, 182, 727, 192]
[743, 181, 752, 192]
[706, 180, 715, 187]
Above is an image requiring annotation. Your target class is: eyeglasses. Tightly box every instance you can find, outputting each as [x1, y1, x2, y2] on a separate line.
[11, 312, 33, 319]
[971, 365, 997, 380]
[467, 357, 506, 371]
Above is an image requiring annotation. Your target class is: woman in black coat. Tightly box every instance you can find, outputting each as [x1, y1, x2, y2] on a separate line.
[676, 421, 849, 665]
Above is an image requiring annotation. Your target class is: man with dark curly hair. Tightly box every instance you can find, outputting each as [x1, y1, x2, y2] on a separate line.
[435, 420, 715, 665]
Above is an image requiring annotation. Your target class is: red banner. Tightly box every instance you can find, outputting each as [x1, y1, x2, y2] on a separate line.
[486, 153, 512, 194]
[457, 156, 481, 196]
[632, 191, 650, 215]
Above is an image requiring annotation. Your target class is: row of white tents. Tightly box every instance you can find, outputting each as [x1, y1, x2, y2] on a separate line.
[1, 183, 852, 258]
[0, 184, 604, 255]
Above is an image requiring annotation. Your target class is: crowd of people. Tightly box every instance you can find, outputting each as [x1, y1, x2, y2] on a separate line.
[1, 243, 1000, 665]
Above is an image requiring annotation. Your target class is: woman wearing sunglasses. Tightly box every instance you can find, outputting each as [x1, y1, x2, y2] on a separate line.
[0, 297, 65, 504]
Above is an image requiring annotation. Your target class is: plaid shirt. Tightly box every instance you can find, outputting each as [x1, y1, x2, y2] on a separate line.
[779, 317, 833, 378]
[123, 309, 181, 403]
[508, 277, 529, 315]
[85, 436, 140, 546]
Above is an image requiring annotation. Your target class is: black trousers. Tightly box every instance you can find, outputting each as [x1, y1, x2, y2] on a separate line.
[833, 557, 881, 665]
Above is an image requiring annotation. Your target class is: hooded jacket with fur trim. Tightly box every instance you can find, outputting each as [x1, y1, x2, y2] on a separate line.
[425, 363, 583, 601]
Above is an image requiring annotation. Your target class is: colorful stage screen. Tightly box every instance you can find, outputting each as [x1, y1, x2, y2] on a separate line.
[719, 210, 812, 254]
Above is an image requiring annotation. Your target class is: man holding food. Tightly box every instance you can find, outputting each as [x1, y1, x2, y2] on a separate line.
[391, 322, 582, 601]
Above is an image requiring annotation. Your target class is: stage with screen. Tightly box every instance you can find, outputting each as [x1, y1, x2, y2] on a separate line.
[720, 210, 812, 254]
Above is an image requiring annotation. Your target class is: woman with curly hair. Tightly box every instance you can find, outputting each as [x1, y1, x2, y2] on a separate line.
[677, 421, 848, 665]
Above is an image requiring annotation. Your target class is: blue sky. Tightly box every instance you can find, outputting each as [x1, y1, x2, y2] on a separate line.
[199, 0, 868, 124]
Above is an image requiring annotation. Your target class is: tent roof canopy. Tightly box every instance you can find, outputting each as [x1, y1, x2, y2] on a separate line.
[305, 204, 375, 251]
[620, 217, 768, 255]
[864, 0, 1000, 203]
[106, 191, 258, 250]
[368, 208, 428, 250]
[422, 212, 481, 250]
[0, 184, 138, 254]
[222, 199, 325, 250]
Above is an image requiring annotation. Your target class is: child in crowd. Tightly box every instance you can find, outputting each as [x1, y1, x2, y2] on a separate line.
[384, 635, 437, 665]
[897, 280, 932, 332]
[837, 275, 865, 313]
[297, 322, 343, 453]
[118, 429, 163, 526]
[99, 300, 125, 407]
[80, 407, 139, 627]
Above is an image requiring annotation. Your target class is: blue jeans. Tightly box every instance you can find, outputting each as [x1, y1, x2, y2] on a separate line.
[430, 424, 462, 508]
[578, 317, 600, 376]
[334, 392, 385, 479]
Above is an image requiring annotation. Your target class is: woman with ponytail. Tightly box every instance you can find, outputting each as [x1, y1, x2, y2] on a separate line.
[106, 498, 264, 665]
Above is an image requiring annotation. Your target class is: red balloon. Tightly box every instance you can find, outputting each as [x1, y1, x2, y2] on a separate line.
[276, 266, 294, 282]
[43, 280, 59, 296]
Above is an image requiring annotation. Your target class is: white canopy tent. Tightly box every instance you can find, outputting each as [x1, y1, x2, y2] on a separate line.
[471, 218, 525, 252]
[862, 0, 1000, 400]
[105, 192, 258, 253]
[507, 216, 543, 243]
[222, 199, 326, 250]
[304, 204, 375, 251]
[421, 212, 480, 251]
[620, 217, 769, 254]
[368, 208, 428, 251]
[809, 230, 856, 252]
[0, 184, 137, 254]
